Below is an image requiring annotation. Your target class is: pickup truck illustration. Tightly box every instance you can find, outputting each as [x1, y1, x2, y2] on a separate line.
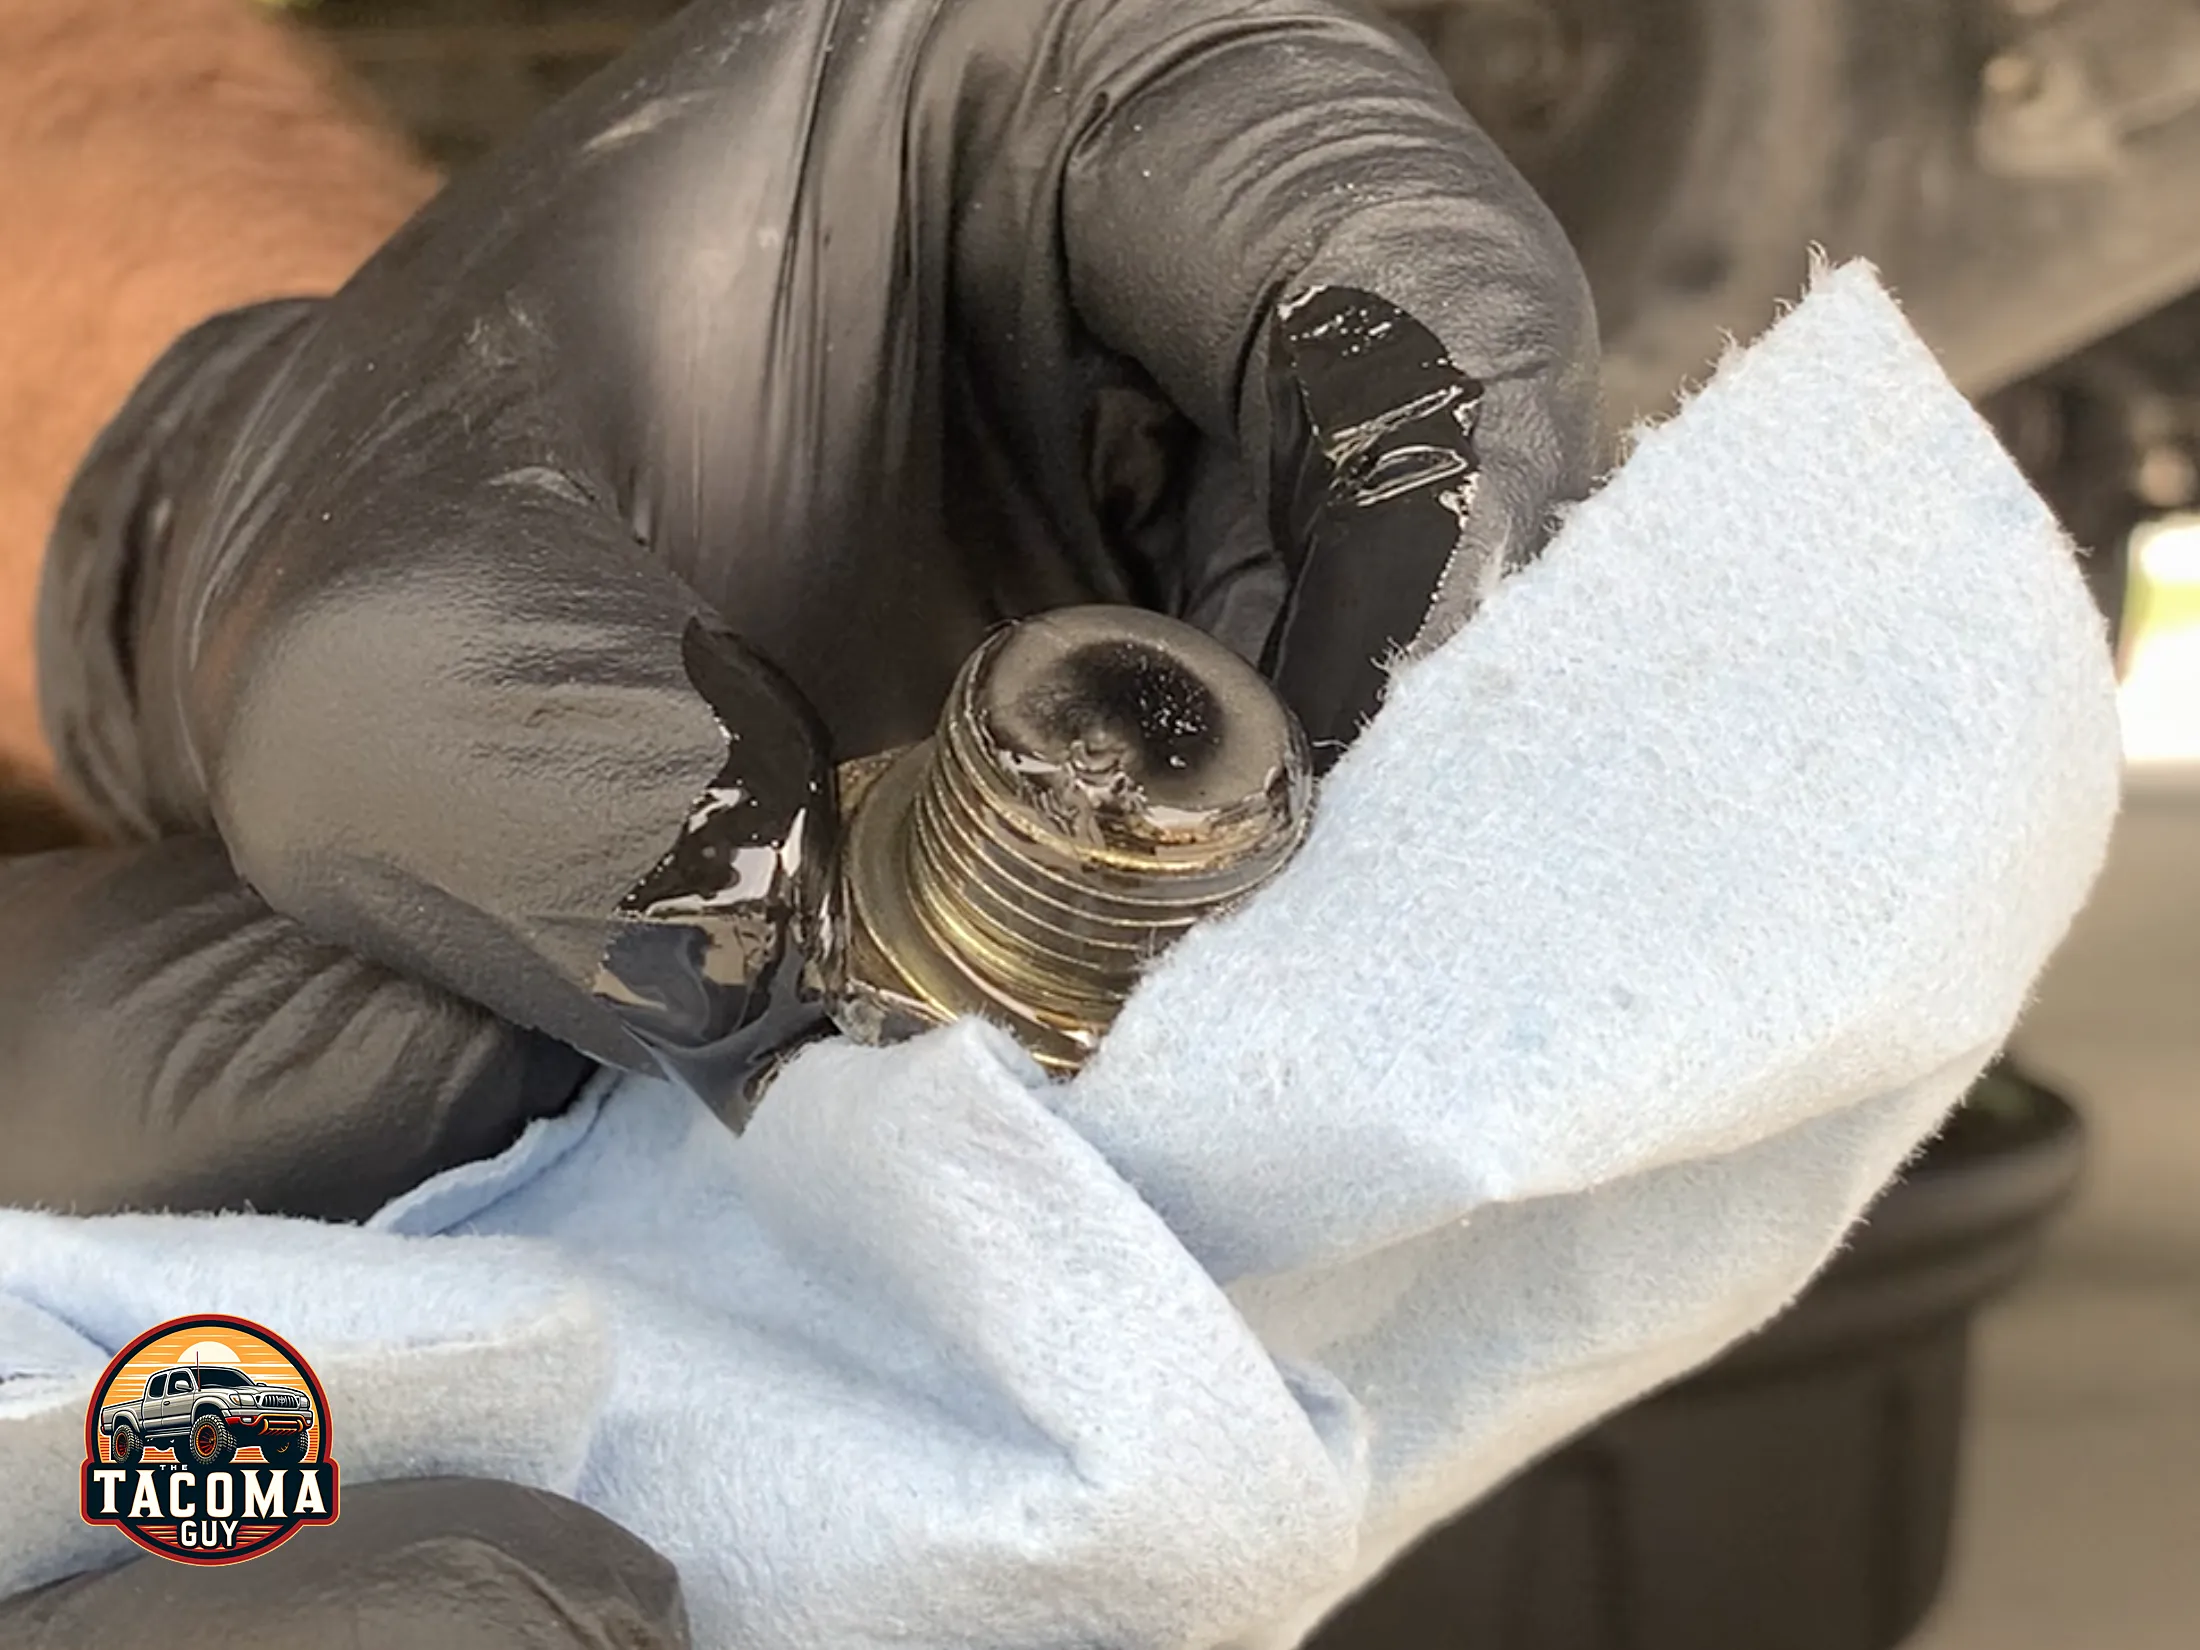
[97, 1364, 314, 1469]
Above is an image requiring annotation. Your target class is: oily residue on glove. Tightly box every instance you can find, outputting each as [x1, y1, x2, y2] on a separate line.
[1264, 286, 1485, 765]
[595, 622, 836, 1116]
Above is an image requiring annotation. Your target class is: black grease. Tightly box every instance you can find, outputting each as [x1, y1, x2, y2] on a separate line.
[594, 622, 835, 1121]
[1015, 640, 1226, 788]
[971, 608, 1303, 855]
[1265, 286, 1486, 766]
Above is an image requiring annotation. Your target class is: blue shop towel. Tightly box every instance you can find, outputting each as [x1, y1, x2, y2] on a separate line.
[0, 264, 2121, 1650]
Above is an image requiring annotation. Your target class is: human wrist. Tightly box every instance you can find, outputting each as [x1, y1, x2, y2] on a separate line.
[0, 0, 435, 795]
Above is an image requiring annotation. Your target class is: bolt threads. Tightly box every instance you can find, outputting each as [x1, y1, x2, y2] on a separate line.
[833, 607, 1312, 1070]
[901, 706, 1283, 1026]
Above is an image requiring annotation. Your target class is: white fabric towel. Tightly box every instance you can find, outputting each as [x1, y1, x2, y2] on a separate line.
[0, 262, 2121, 1650]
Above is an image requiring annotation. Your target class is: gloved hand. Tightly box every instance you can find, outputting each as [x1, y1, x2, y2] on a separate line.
[0, 1478, 692, 1650]
[4, 0, 1597, 1221]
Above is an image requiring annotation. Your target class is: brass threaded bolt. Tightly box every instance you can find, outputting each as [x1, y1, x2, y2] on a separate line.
[829, 606, 1313, 1072]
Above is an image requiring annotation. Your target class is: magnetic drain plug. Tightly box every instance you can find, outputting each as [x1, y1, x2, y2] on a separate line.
[826, 606, 1313, 1073]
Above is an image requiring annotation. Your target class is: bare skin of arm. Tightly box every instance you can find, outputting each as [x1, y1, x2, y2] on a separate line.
[0, 0, 434, 844]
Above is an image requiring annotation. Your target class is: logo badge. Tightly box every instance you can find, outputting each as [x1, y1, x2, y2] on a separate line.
[81, 1314, 340, 1565]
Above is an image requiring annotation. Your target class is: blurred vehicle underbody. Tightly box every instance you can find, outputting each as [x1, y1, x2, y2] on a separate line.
[1386, 0, 2200, 419]
[1378, 0, 2200, 636]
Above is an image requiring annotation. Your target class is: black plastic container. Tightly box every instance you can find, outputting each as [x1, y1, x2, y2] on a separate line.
[1306, 1064, 2085, 1650]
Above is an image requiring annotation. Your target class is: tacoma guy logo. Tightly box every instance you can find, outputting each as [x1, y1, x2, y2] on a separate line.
[81, 1314, 339, 1564]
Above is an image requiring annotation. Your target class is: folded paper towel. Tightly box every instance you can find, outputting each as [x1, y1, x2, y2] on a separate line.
[0, 263, 2121, 1650]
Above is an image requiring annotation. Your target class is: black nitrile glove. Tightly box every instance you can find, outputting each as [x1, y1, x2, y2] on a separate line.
[4, 0, 1597, 1222]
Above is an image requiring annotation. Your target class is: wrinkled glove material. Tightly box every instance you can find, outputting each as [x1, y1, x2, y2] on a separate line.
[0, 266, 2121, 1650]
[6, 0, 1602, 1217]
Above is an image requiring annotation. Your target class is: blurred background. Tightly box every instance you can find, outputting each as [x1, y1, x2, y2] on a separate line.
[19, 0, 2200, 1644]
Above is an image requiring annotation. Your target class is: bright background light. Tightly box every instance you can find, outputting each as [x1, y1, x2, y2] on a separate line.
[2118, 515, 2200, 765]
